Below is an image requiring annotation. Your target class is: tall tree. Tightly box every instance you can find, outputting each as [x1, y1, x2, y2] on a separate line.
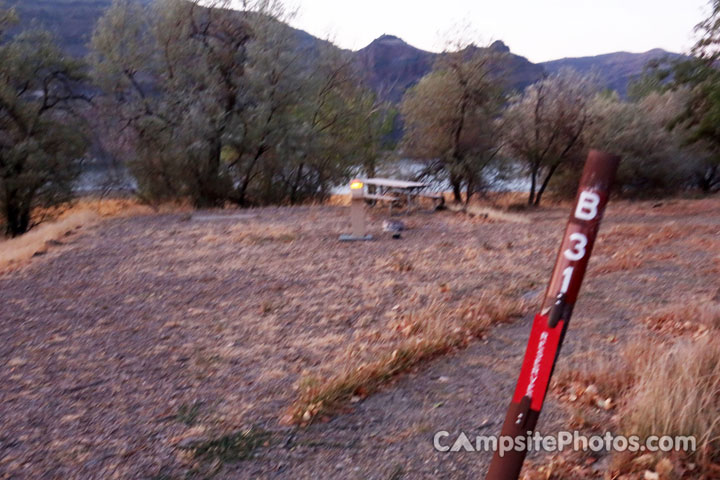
[401, 47, 505, 204]
[0, 5, 88, 236]
[91, 0, 255, 207]
[91, 0, 387, 206]
[655, 0, 720, 193]
[500, 70, 597, 206]
[582, 90, 689, 195]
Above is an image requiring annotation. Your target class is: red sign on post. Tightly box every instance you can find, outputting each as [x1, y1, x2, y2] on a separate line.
[485, 150, 620, 480]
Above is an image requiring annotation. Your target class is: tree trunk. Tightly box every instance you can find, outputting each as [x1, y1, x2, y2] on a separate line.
[196, 139, 225, 208]
[534, 161, 562, 207]
[464, 177, 474, 206]
[699, 164, 718, 193]
[366, 162, 376, 195]
[236, 144, 268, 206]
[4, 192, 31, 237]
[289, 163, 304, 205]
[451, 177, 463, 204]
[528, 164, 538, 206]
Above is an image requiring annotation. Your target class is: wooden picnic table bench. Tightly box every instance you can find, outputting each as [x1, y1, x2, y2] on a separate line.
[363, 193, 401, 202]
[364, 178, 427, 189]
[361, 178, 443, 213]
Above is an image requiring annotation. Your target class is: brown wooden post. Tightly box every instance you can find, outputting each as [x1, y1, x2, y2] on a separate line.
[485, 150, 620, 480]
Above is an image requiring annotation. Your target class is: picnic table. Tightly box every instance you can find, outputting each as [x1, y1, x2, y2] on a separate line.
[361, 177, 444, 213]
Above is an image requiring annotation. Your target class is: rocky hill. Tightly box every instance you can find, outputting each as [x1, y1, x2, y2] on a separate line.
[355, 36, 545, 102]
[5, 0, 684, 100]
[355, 35, 435, 103]
[540, 49, 687, 97]
[6, 0, 146, 57]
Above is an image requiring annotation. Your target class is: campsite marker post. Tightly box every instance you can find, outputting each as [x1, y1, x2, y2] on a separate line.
[339, 179, 373, 241]
[485, 150, 620, 480]
[350, 179, 366, 237]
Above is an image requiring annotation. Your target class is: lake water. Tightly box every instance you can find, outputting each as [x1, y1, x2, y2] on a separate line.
[75, 160, 531, 195]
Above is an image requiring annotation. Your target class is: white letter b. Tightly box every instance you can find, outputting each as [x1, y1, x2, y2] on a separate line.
[575, 191, 600, 221]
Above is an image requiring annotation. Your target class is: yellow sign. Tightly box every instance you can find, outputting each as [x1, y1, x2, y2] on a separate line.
[350, 180, 364, 190]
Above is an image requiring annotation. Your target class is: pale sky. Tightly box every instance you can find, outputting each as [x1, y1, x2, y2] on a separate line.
[274, 0, 711, 63]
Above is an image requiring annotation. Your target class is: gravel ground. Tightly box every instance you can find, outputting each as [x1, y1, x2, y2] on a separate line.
[1, 198, 718, 479]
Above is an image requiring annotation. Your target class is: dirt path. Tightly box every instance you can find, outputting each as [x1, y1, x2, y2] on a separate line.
[1, 199, 718, 479]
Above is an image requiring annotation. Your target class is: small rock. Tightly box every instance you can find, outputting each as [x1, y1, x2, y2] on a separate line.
[632, 453, 656, 469]
[596, 397, 613, 410]
[177, 436, 205, 449]
[655, 458, 673, 477]
[382, 220, 405, 232]
[644, 471, 659, 480]
[585, 384, 599, 396]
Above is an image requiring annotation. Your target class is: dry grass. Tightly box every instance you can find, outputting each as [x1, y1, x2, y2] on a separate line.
[445, 202, 531, 223]
[643, 300, 720, 336]
[598, 224, 718, 278]
[0, 210, 99, 271]
[34, 196, 157, 222]
[551, 336, 660, 428]
[232, 223, 300, 244]
[593, 223, 691, 274]
[598, 223, 683, 249]
[706, 255, 720, 277]
[620, 336, 720, 469]
[553, 345, 641, 409]
[533, 333, 720, 478]
[326, 194, 351, 207]
[550, 303, 720, 478]
[594, 250, 646, 274]
[288, 292, 528, 424]
[522, 452, 603, 479]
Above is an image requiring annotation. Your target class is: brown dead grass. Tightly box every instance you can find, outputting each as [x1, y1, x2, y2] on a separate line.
[593, 223, 702, 274]
[595, 250, 646, 274]
[288, 291, 528, 424]
[0, 210, 99, 272]
[232, 223, 300, 245]
[326, 194, 351, 207]
[643, 300, 720, 336]
[34, 196, 157, 222]
[548, 302, 720, 478]
[553, 342, 643, 409]
[621, 336, 720, 470]
[445, 202, 531, 223]
[522, 452, 605, 480]
[598, 223, 682, 248]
